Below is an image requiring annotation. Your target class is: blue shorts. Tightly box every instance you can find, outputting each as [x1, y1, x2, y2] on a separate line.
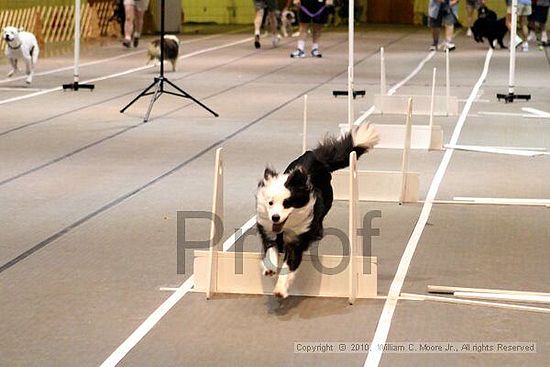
[298, 0, 328, 24]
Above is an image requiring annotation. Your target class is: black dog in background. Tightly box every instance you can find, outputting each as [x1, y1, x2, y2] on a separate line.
[472, 5, 508, 49]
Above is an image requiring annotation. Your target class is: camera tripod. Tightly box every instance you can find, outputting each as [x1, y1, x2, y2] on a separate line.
[120, 0, 218, 122]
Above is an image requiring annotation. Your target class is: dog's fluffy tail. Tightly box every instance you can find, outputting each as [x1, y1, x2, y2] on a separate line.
[312, 123, 379, 172]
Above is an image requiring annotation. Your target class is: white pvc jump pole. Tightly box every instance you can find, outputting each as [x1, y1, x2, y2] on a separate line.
[347, 0, 355, 129]
[348, 151, 358, 305]
[497, 0, 530, 101]
[62, 0, 94, 90]
[380, 47, 386, 96]
[302, 94, 308, 153]
[429, 67, 437, 149]
[74, 0, 81, 84]
[509, 0, 518, 96]
[348, 66, 353, 129]
[445, 49, 450, 116]
[399, 97, 413, 204]
[206, 147, 224, 299]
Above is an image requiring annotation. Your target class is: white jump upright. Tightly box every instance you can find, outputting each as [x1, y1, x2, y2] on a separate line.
[373, 50, 458, 116]
[399, 98, 413, 204]
[205, 148, 224, 299]
[380, 47, 386, 96]
[348, 151, 359, 304]
[193, 148, 377, 300]
[446, 49, 451, 116]
[302, 94, 308, 153]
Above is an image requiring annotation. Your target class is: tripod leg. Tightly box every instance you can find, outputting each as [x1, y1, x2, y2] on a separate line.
[164, 78, 219, 117]
[143, 80, 162, 122]
[120, 79, 159, 113]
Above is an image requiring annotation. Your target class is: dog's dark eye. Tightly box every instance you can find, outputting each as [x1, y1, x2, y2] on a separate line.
[268, 201, 273, 206]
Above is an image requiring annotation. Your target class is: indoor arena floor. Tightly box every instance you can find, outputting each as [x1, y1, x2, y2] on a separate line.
[0, 25, 549, 367]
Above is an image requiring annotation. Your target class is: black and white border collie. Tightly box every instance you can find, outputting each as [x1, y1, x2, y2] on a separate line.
[256, 123, 379, 298]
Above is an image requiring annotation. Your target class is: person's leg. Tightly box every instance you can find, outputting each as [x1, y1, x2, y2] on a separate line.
[267, 10, 279, 47]
[311, 23, 322, 56]
[542, 6, 549, 45]
[133, 9, 145, 47]
[444, 23, 455, 50]
[123, 4, 135, 47]
[519, 5, 531, 51]
[254, 7, 264, 48]
[291, 23, 308, 57]
[431, 26, 440, 49]
[520, 15, 529, 41]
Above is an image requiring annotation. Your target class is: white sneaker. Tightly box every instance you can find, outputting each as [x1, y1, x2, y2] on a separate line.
[444, 42, 456, 51]
[514, 34, 523, 48]
[311, 48, 322, 57]
[466, 28, 473, 37]
[522, 41, 529, 52]
[528, 31, 536, 42]
[272, 35, 280, 48]
[290, 48, 305, 58]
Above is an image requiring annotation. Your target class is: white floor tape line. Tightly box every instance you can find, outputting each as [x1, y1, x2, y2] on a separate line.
[387, 51, 436, 96]
[363, 48, 494, 367]
[99, 215, 256, 367]
[0, 37, 253, 106]
[99, 276, 195, 367]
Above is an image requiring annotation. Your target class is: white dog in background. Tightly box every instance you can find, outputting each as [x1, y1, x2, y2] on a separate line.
[3, 26, 39, 84]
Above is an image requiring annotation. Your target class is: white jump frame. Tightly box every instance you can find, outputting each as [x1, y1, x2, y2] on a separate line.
[373, 50, 444, 150]
[332, 97, 420, 203]
[194, 148, 378, 302]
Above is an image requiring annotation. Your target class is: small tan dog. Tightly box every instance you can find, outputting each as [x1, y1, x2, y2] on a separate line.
[146, 35, 180, 71]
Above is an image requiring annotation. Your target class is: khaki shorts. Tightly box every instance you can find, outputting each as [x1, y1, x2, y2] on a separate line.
[124, 0, 150, 12]
[507, 4, 532, 16]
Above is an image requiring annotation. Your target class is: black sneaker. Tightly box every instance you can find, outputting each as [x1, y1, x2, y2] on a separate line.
[133, 37, 139, 47]
[122, 39, 131, 48]
[254, 35, 260, 49]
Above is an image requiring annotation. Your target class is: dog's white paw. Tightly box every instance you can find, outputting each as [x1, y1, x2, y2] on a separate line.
[262, 262, 276, 277]
[262, 246, 279, 277]
[273, 285, 289, 299]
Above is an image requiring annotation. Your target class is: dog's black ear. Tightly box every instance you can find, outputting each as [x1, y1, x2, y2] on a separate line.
[286, 167, 307, 187]
[263, 167, 277, 180]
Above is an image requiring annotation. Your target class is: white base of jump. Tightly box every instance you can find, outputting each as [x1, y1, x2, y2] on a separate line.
[194, 250, 378, 299]
[377, 124, 443, 150]
[374, 94, 458, 116]
[332, 170, 419, 203]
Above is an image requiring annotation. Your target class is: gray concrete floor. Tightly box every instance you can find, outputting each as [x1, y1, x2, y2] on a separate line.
[0, 25, 549, 367]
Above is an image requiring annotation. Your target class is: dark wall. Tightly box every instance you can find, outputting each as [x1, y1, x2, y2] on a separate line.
[367, 0, 414, 24]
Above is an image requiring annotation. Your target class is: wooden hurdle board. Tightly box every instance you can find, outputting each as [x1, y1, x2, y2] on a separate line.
[374, 94, 459, 116]
[193, 148, 378, 303]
